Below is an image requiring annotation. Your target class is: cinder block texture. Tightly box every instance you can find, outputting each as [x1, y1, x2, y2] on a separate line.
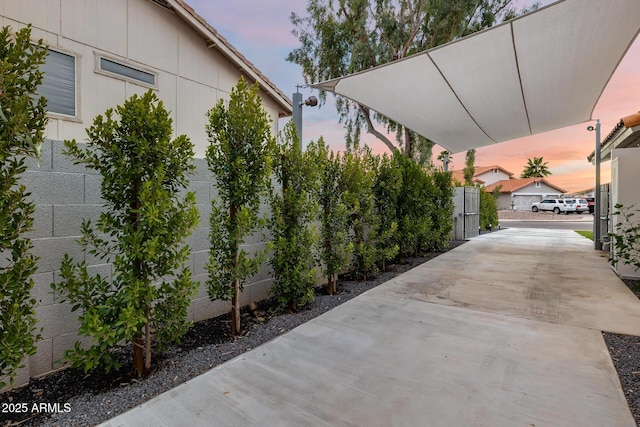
[26, 204, 53, 238]
[36, 302, 80, 340]
[0, 364, 29, 392]
[32, 236, 84, 272]
[21, 138, 53, 171]
[52, 139, 92, 174]
[31, 271, 55, 307]
[84, 173, 105, 204]
[186, 227, 210, 253]
[53, 204, 102, 237]
[53, 332, 92, 369]
[191, 158, 211, 182]
[23, 170, 85, 205]
[185, 180, 211, 205]
[29, 338, 53, 377]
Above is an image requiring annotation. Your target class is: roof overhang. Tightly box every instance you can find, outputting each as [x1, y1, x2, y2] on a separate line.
[587, 112, 640, 162]
[587, 121, 640, 162]
[313, 0, 640, 153]
[165, 0, 293, 117]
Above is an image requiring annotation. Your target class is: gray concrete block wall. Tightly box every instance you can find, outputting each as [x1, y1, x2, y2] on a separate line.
[6, 140, 274, 389]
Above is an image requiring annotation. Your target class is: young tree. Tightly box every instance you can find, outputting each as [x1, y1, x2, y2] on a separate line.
[521, 156, 551, 178]
[206, 77, 274, 335]
[306, 138, 352, 295]
[479, 186, 500, 231]
[341, 147, 379, 279]
[373, 152, 401, 271]
[268, 122, 318, 312]
[288, 0, 537, 157]
[428, 169, 455, 251]
[0, 25, 48, 388]
[53, 90, 199, 378]
[463, 149, 476, 185]
[396, 155, 433, 257]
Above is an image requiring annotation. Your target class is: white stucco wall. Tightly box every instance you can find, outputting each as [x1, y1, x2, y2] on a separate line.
[611, 147, 640, 279]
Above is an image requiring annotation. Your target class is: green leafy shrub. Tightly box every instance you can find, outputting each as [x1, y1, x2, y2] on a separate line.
[267, 122, 318, 312]
[306, 138, 352, 294]
[396, 154, 433, 257]
[610, 203, 640, 274]
[0, 25, 48, 389]
[428, 170, 455, 250]
[341, 147, 379, 280]
[53, 91, 199, 377]
[396, 156, 454, 255]
[205, 77, 274, 335]
[372, 152, 401, 270]
[479, 187, 499, 231]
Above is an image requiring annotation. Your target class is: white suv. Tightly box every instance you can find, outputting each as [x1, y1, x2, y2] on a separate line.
[562, 198, 589, 214]
[531, 199, 567, 214]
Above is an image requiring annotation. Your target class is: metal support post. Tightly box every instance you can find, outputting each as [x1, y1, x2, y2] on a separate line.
[292, 91, 303, 149]
[594, 119, 602, 250]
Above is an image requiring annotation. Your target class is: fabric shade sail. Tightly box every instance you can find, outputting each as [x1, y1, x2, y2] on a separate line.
[313, 0, 640, 154]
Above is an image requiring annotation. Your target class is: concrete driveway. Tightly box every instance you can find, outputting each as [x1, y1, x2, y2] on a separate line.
[101, 228, 640, 427]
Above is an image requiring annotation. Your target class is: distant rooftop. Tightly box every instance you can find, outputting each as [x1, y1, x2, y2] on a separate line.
[485, 177, 566, 194]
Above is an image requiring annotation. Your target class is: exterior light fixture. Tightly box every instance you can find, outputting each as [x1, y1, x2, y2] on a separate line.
[292, 87, 318, 149]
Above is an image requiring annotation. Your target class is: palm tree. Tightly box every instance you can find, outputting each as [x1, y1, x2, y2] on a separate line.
[521, 157, 551, 178]
[437, 150, 452, 170]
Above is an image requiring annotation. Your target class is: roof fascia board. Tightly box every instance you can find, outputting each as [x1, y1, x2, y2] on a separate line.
[165, 0, 293, 116]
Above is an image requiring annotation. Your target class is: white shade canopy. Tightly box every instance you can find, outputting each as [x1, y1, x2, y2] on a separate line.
[313, 0, 640, 153]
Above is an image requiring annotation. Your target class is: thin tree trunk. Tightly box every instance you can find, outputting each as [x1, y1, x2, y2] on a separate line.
[404, 127, 413, 158]
[131, 181, 145, 378]
[328, 274, 336, 295]
[359, 105, 399, 153]
[134, 333, 143, 378]
[230, 204, 241, 336]
[288, 300, 297, 313]
[231, 277, 241, 335]
[144, 307, 151, 372]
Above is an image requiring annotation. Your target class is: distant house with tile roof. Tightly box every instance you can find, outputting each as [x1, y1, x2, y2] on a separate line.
[452, 165, 567, 210]
[451, 165, 514, 186]
[485, 178, 567, 211]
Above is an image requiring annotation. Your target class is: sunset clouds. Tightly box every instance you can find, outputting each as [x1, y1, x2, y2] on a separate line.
[187, 0, 639, 193]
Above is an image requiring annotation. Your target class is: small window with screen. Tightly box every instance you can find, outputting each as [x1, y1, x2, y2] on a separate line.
[98, 56, 156, 87]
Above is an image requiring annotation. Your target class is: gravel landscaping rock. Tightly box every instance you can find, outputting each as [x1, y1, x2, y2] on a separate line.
[0, 241, 464, 427]
[604, 278, 640, 426]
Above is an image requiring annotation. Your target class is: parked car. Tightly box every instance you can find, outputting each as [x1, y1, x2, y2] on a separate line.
[585, 197, 595, 214]
[563, 198, 589, 214]
[531, 199, 567, 214]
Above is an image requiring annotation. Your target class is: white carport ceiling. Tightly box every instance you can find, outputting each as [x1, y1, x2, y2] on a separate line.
[313, 0, 640, 154]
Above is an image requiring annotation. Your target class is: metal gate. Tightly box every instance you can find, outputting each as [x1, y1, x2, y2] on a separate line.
[453, 187, 480, 240]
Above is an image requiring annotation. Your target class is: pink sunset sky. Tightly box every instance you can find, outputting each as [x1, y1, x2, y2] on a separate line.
[187, 0, 640, 194]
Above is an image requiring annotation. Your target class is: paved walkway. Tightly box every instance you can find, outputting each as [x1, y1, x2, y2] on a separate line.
[101, 228, 640, 427]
